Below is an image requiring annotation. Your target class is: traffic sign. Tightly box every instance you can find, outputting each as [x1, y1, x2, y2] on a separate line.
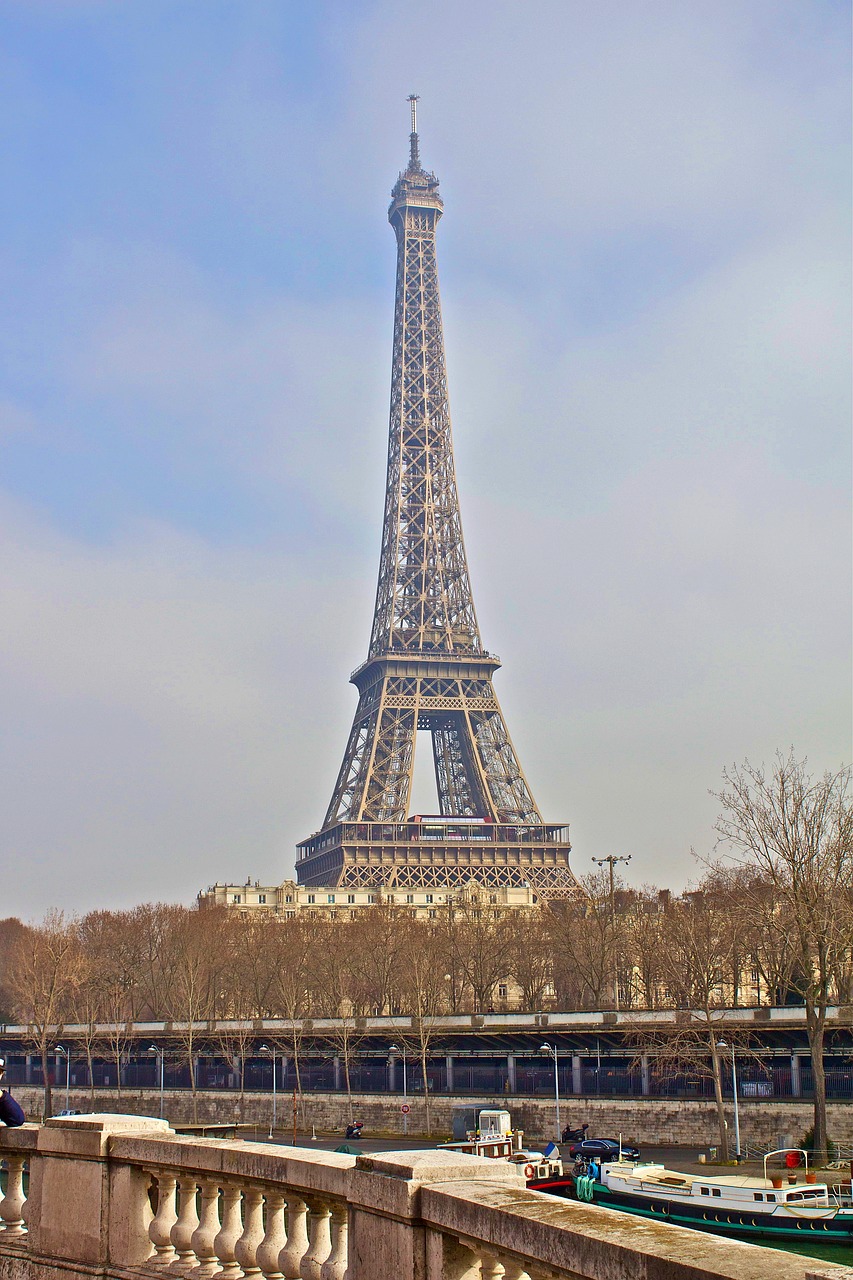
[401, 1104, 410, 1114]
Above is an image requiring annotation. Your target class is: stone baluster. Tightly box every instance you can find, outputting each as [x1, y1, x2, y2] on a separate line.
[213, 1183, 244, 1275]
[499, 1262, 533, 1280]
[256, 1190, 287, 1279]
[481, 1257, 535, 1280]
[319, 1204, 348, 1280]
[0, 1156, 28, 1236]
[170, 1175, 200, 1272]
[190, 1180, 222, 1276]
[235, 1186, 265, 1278]
[440, 1237, 480, 1280]
[300, 1199, 332, 1280]
[147, 1171, 178, 1265]
[278, 1196, 309, 1279]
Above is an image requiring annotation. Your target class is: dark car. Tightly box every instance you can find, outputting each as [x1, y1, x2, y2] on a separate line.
[568, 1137, 640, 1161]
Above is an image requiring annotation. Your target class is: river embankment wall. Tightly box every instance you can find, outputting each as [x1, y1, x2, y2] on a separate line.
[11, 1087, 853, 1147]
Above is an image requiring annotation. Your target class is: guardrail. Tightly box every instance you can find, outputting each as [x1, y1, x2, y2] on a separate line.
[1, 1115, 850, 1280]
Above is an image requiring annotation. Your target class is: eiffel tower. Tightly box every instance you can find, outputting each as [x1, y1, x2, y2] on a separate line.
[296, 101, 576, 897]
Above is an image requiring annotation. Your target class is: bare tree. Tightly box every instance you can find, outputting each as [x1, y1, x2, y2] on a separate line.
[548, 873, 612, 1011]
[447, 899, 515, 1012]
[0, 918, 27, 1024]
[714, 752, 853, 1161]
[10, 912, 83, 1117]
[393, 919, 449, 1135]
[163, 907, 219, 1121]
[653, 894, 737, 1159]
[508, 909, 553, 1010]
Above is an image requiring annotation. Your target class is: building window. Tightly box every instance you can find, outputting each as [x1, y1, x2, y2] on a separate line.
[428, 909, 437, 919]
[425, 894, 433, 904]
[285, 895, 293, 903]
[498, 984, 507, 998]
[406, 893, 414, 903]
[285, 910, 295, 918]
[347, 894, 355, 904]
[489, 894, 497, 904]
[327, 894, 335, 904]
[307, 894, 315, 904]
[232, 894, 242, 904]
[258, 894, 266, 904]
[367, 894, 376, 903]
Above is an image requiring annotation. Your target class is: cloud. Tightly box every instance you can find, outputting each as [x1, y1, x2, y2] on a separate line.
[0, 496, 373, 916]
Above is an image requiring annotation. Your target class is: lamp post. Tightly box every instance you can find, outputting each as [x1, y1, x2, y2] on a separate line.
[260, 1044, 277, 1138]
[147, 1045, 165, 1118]
[716, 1040, 741, 1160]
[540, 1042, 561, 1141]
[56, 1045, 70, 1113]
[591, 854, 631, 1010]
[389, 1044, 408, 1136]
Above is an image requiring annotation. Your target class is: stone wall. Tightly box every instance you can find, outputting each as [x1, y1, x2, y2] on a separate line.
[13, 1086, 853, 1148]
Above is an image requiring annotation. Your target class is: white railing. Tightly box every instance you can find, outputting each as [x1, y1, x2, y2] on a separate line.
[1, 1115, 849, 1280]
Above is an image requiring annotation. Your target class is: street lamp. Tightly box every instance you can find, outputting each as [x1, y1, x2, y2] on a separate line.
[260, 1044, 277, 1138]
[147, 1045, 165, 1119]
[539, 1042, 561, 1141]
[388, 1044, 408, 1136]
[56, 1045, 70, 1113]
[591, 854, 632, 1010]
[716, 1040, 741, 1161]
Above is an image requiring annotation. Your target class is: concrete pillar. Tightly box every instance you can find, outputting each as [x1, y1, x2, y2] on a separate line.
[28, 1115, 173, 1267]
[445, 1054, 454, 1093]
[347, 1150, 517, 1280]
[641, 1054, 651, 1097]
[388, 1058, 397, 1092]
[25, 1053, 33, 1084]
[572, 1055, 582, 1095]
[506, 1054, 516, 1094]
[333, 1056, 342, 1091]
[791, 1054, 801, 1098]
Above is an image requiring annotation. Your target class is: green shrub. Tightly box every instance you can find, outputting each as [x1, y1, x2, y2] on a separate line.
[799, 1126, 837, 1161]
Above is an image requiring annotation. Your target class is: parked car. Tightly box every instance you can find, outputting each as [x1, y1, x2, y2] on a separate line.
[568, 1137, 640, 1161]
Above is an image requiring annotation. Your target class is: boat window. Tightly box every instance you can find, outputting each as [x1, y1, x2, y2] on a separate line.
[766, 1194, 775, 1201]
[753, 1193, 763, 1201]
[700, 1187, 709, 1196]
[711, 1189, 722, 1198]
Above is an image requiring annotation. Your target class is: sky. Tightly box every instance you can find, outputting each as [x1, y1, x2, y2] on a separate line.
[0, 1, 850, 919]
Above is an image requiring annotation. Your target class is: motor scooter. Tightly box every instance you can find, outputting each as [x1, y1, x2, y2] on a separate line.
[561, 1123, 590, 1144]
[345, 1121, 364, 1140]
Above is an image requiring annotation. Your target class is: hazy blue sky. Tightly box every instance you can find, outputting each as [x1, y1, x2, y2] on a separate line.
[1, 1, 850, 918]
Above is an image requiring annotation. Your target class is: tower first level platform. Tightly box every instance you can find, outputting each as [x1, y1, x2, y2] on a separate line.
[296, 816, 574, 896]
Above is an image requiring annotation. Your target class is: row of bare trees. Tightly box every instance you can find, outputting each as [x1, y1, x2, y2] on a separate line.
[1, 752, 849, 1150]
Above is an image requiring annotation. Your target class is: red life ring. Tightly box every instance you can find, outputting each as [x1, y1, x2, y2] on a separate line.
[524, 1163, 536, 1179]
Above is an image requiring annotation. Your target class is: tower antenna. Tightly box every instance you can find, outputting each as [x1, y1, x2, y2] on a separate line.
[407, 93, 420, 168]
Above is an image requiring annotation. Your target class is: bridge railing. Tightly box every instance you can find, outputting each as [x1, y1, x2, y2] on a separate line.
[0, 1115, 847, 1280]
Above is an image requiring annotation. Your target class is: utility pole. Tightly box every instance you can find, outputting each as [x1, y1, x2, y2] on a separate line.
[591, 855, 632, 1010]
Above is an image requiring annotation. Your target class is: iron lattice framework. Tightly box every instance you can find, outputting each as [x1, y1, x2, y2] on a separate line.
[297, 105, 577, 898]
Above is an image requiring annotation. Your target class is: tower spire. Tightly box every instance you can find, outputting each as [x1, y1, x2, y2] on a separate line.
[407, 93, 420, 169]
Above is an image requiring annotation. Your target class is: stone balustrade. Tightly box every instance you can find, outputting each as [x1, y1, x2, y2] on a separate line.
[1, 1115, 852, 1280]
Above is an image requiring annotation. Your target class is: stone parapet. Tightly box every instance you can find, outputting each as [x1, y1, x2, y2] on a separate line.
[2, 1115, 851, 1280]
